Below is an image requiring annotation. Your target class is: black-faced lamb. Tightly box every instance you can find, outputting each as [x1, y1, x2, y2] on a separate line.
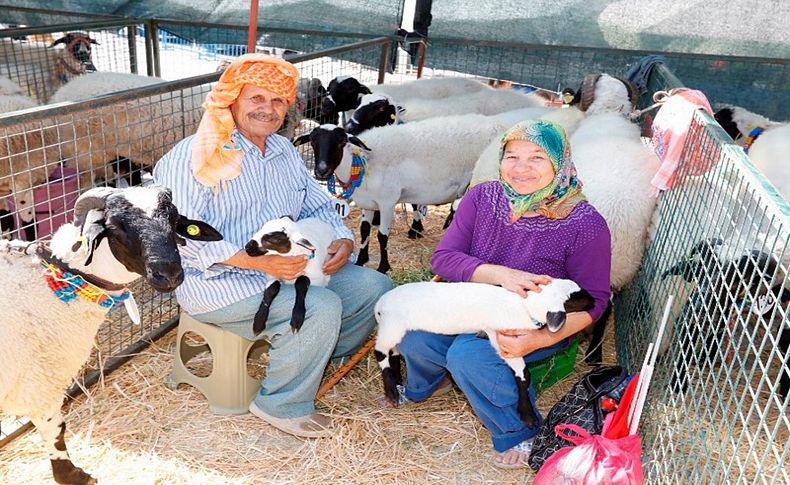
[244, 216, 334, 335]
[374, 278, 594, 427]
[0, 185, 222, 485]
[714, 105, 789, 200]
[293, 114, 508, 273]
[318, 75, 372, 125]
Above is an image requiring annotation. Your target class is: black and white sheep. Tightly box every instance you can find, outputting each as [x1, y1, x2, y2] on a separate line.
[0, 185, 221, 485]
[374, 278, 594, 426]
[714, 105, 789, 200]
[661, 238, 790, 399]
[293, 114, 508, 273]
[318, 75, 372, 125]
[244, 216, 334, 335]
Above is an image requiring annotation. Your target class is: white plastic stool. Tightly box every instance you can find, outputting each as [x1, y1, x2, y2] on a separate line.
[164, 313, 269, 414]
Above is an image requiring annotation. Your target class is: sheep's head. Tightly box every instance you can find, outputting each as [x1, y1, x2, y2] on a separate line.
[50, 32, 99, 72]
[69, 186, 223, 292]
[568, 73, 639, 115]
[292, 125, 370, 180]
[245, 216, 315, 257]
[345, 94, 403, 135]
[524, 279, 595, 332]
[327, 76, 372, 111]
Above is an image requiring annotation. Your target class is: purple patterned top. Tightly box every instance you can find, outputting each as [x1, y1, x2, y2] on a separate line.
[432, 181, 612, 321]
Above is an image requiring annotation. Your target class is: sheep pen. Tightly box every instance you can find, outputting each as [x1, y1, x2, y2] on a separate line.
[0, 203, 618, 484]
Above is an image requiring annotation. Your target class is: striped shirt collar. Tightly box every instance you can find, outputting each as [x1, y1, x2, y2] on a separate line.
[233, 129, 285, 160]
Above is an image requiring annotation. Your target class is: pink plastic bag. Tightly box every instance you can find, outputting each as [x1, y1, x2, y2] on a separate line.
[534, 424, 644, 485]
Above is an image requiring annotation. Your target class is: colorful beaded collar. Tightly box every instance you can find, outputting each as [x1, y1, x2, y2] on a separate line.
[327, 146, 367, 200]
[44, 264, 130, 309]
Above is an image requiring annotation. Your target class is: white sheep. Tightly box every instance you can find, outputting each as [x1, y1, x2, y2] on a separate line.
[397, 86, 546, 122]
[370, 76, 487, 101]
[0, 185, 221, 485]
[714, 105, 789, 200]
[294, 114, 508, 273]
[374, 278, 594, 427]
[244, 216, 334, 335]
[0, 75, 37, 112]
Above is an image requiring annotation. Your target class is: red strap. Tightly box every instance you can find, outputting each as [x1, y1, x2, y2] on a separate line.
[554, 423, 592, 444]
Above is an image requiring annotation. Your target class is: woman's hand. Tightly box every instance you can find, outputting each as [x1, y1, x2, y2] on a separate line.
[495, 328, 555, 358]
[323, 238, 353, 275]
[498, 268, 553, 298]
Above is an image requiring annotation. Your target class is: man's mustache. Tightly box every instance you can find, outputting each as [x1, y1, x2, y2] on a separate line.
[249, 111, 281, 122]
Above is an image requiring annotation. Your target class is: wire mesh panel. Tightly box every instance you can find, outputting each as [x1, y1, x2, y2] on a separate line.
[0, 20, 145, 104]
[616, 110, 789, 483]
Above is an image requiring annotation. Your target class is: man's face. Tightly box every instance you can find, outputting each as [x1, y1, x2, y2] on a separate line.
[230, 84, 289, 139]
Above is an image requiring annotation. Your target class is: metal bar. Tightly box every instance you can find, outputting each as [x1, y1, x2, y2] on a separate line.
[144, 20, 154, 77]
[127, 25, 138, 75]
[416, 39, 427, 79]
[377, 40, 390, 84]
[0, 19, 140, 38]
[153, 17, 384, 39]
[0, 421, 33, 449]
[0, 4, 122, 20]
[247, 0, 260, 53]
[150, 20, 161, 77]
[285, 36, 391, 64]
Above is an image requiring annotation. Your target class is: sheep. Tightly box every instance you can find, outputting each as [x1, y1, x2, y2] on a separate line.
[318, 75, 372, 125]
[344, 93, 405, 136]
[0, 32, 99, 103]
[243, 216, 334, 335]
[293, 114, 508, 273]
[0, 185, 222, 485]
[370, 76, 487, 101]
[396, 86, 546, 122]
[374, 278, 594, 427]
[714, 105, 789, 200]
[0, 75, 37, 113]
[661, 238, 790, 399]
[297, 77, 327, 122]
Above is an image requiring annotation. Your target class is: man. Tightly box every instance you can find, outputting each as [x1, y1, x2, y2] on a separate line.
[153, 54, 392, 438]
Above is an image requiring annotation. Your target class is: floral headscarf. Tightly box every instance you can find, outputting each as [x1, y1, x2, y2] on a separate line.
[191, 54, 299, 192]
[498, 119, 586, 221]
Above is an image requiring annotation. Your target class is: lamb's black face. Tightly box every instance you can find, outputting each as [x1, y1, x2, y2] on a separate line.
[90, 190, 222, 292]
[713, 108, 742, 141]
[245, 231, 292, 257]
[52, 33, 98, 71]
[328, 77, 372, 111]
[347, 99, 397, 135]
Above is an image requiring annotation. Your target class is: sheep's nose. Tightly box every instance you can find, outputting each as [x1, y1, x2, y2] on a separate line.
[147, 262, 184, 292]
[315, 164, 331, 181]
[546, 311, 567, 333]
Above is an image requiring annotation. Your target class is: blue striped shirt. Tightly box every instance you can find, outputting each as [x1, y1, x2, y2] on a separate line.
[153, 131, 354, 315]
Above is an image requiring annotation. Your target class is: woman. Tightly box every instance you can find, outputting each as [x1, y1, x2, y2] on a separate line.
[393, 120, 611, 468]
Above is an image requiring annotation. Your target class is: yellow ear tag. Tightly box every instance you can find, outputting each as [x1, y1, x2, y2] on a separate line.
[562, 93, 574, 104]
[390, 114, 396, 120]
[186, 224, 200, 236]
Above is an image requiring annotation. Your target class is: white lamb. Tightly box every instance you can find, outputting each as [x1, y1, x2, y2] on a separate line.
[0, 75, 37, 113]
[374, 278, 594, 427]
[244, 216, 334, 335]
[0, 185, 221, 485]
[370, 76, 487, 101]
[294, 114, 508, 273]
[398, 86, 546, 122]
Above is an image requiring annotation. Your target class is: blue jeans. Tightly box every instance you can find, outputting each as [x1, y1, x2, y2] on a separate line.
[193, 263, 392, 419]
[399, 331, 569, 452]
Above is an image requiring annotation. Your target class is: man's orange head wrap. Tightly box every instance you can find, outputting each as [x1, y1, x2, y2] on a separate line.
[191, 54, 299, 191]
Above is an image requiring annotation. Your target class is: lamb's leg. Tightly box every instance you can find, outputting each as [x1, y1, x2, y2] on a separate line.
[442, 205, 456, 230]
[374, 323, 408, 406]
[408, 204, 425, 239]
[779, 324, 789, 399]
[585, 300, 612, 365]
[357, 209, 375, 267]
[290, 275, 310, 333]
[376, 205, 396, 274]
[253, 281, 281, 335]
[505, 357, 538, 429]
[33, 410, 96, 485]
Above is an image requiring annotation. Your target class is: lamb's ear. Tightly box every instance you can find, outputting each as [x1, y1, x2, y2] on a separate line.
[360, 84, 372, 95]
[77, 208, 108, 266]
[564, 289, 595, 313]
[176, 216, 223, 241]
[50, 35, 70, 47]
[88, 37, 99, 45]
[662, 260, 698, 282]
[347, 135, 371, 151]
[293, 134, 311, 147]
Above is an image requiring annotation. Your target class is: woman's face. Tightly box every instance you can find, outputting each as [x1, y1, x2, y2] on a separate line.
[500, 140, 556, 195]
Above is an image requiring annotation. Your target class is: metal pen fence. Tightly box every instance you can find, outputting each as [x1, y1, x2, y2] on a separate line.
[615, 71, 789, 482]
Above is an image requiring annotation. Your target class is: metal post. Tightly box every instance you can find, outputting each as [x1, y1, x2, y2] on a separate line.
[144, 20, 154, 77]
[127, 25, 138, 74]
[416, 39, 427, 79]
[377, 40, 390, 85]
[248, 0, 260, 54]
[150, 20, 161, 77]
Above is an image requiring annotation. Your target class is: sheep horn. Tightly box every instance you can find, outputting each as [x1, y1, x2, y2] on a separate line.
[615, 76, 641, 111]
[579, 73, 602, 112]
[72, 187, 117, 229]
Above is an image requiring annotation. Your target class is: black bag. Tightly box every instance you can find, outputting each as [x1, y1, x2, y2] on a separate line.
[528, 365, 630, 471]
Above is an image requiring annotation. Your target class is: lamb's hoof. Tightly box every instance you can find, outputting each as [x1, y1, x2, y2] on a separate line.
[407, 229, 424, 239]
[290, 312, 305, 333]
[356, 253, 369, 266]
[520, 412, 537, 430]
[51, 459, 96, 485]
[376, 262, 391, 274]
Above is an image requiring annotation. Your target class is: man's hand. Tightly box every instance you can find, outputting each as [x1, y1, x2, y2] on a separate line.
[498, 268, 553, 298]
[225, 250, 308, 280]
[495, 328, 554, 358]
[323, 238, 353, 275]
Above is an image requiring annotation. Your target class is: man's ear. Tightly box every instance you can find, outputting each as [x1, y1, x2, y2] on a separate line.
[176, 216, 223, 241]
